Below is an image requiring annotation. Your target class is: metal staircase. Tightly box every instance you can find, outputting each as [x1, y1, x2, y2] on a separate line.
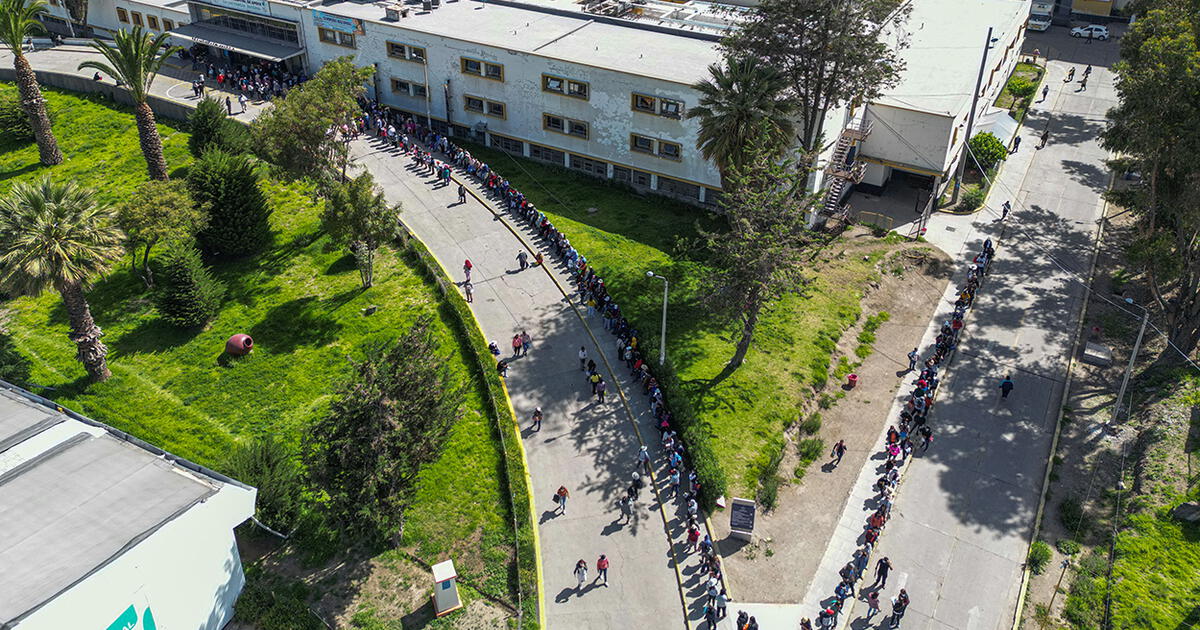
[821, 117, 872, 218]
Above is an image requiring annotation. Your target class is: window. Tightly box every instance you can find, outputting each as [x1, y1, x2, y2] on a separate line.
[632, 93, 656, 113]
[530, 143, 565, 165]
[318, 27, 355, 48]
[486, 101, 506, 119]
[147, 15, 159, 29]
[163, 18, 175, 30]
[567, 120, 588, 139]
[462, 95, 504, 119]
[387, 41, 425, 63]
[391, 78, 412, 94]
[543, 74, 564, 93]
[542, 74, 589, 100]
[464, 95, 485, 113]
[567, 80, 589, 100]
[543, 114, 564, 133]
[659, 98, 683, 119]
[461, 57, 503, 81]
[613, 165, 651, 187]
[630, 134, 655, 154]
[411, 83, 428, 98]
[116, 7, 129, 22]
[569, 154, 607, 177]
[658, 140, 682, 160]
[131, 11, 143, 26]
[490, 134, 524, 155]
[658, 176, 701, 200]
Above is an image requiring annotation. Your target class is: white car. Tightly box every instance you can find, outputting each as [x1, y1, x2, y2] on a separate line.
[1071, 24, 1110, 40]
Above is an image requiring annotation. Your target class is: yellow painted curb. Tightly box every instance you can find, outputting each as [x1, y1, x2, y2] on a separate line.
[452, 172, 697, 630]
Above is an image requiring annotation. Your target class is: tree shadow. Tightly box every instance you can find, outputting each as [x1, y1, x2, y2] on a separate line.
[109, 315, 205, 358]
[247, 296, 343, 353]
[325, 253, 357, 276]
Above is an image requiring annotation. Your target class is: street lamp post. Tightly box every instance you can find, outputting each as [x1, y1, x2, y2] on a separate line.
[646, 271, 668, 366]
[951, 27, 998, 205]
[1110, 297, 1150, 426]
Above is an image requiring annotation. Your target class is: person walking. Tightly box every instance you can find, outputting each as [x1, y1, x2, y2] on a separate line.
[238, 92, 248, 113]
[595, 377, 607, 403]
[573, 559, 588, 591]
[1039, 127, 1050, 149]
[636, 445, 650, 470]
[1001, 200, 1011, 221]
[890, 589, 910, 628]
[1000, 374, 1015, 399]
[1040, 84, 1049, 102]
[1066, 66, 1075, 82]
[578, 346, 588, 371]
[555, 485, 570, 514]
[458, 183, 467, 204]
[866, 590, 881, 620]
[531, 407, 543, 431]
[225, 96, 232, 115]
[1010, 135, 1022, 153]
[616, 495, 632, 522]
[1078, 76, 1088, 92]
[906, 348, 919, 372]
[516, 250, 529, 271]
[520, 331, 532, 356]
[595, 554, 609, 586]
[463, 280, 473, 303]
[872, 556, 893, 588]
[830, 439, 847, 467]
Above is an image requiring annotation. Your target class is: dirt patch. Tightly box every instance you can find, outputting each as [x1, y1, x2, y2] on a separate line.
[713, 232, 954, 603]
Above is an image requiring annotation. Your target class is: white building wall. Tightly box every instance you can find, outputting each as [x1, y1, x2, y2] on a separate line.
[16, 485, 255, 630]
[862, 104, 953, 175]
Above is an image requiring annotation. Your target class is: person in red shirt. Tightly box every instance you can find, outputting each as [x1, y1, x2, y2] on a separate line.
[595, 554, 609, 586]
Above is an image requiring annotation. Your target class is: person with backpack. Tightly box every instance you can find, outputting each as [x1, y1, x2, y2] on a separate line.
[555, 486, 570, 514]
[1000, 374, 1015, 399]
[531, 407, 542, 431]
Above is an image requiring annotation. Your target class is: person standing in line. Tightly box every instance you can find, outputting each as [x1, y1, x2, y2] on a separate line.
[716, 589, 729, 619]
[920, 425, 933, 451]
[578, 346, 588, 371]
[238, 92, 248, 113]
[636, 445, 651, 470]
[890, 589, 910, 628]
[531, 407, 543, 431]
[463, 280, 473, 303]
[595, 554, 609, 586]
[556, 485, 570, 514]
[866, 590, 881, 620]
[573, 559, 588, 591]
[830, 439, 848, 467]
[520, 331, 531, 356]
[1000, 374, 1015, 399]
[616, 495, 632, 522]
[872, 556, 893, 588]
[853, 546, 870, 581]
[906, 348, 919, 372]
[595, 377, 606, 403]
[669, 468, 680, 498]
[463, 259, 472, 282]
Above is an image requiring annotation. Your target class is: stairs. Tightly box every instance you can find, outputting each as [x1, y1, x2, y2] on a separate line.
[821, 119, 871, 216]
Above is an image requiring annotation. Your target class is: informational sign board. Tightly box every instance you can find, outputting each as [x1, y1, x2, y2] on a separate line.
[729, 497, 756, 541]
[197, 0, 271, 17]
[312, 9, 365, 34]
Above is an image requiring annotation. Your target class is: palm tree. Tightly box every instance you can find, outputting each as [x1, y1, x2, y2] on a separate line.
[79, 27, 180, 180]
[686, 56, 798, 186]
[0, 177, 124, 381]
[0, 0, 63, 165]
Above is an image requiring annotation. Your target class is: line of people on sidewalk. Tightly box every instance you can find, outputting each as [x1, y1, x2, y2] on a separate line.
[807, 238, 996, 630]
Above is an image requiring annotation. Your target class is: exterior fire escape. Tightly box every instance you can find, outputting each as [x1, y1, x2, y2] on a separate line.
[821, 116, 872, 219]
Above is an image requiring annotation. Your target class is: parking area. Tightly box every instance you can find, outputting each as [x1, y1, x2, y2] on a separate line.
[1023, 17, 1126, 67]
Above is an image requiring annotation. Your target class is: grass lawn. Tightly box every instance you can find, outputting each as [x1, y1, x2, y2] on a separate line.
[995, 62, 1046, 123]
[461, 142, 895, 495]
[0, 85, 519, 618]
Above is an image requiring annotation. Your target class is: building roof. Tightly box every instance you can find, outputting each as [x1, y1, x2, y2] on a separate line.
[317, 0, 722, 85]
[874, 0, 1031, 115]
[0, 385, 250, 628]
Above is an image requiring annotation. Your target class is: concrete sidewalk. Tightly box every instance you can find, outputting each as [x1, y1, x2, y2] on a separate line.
[789, 60, 1114, 630]
[349, 140, 699, 630]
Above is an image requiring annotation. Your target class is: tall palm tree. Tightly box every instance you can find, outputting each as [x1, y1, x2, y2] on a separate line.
[0, 0, 63, 165]
[79, 27, 180, 180]
[0, 177, 123, 381]
[686, 56, 798, 186]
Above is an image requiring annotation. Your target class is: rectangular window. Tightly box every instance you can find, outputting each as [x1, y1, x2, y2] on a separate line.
[484, 62, 503, 80]
[163, 18, 175, 30]
[391, 78, 412, 94]
[409, 46, 426, 63]
[543, 74, 564, 94]
[117, 7, 129, 22]
[567, 80, 589, 100]
[461, 57, 482, 75]
[529, 143, 565, 165]
[490, 134, 524, 155]
[131, 11, 143, 26]
[613, 166, 652, 187]
[544, 114, 588, 139]
[147, 15, 159, 29]
[543, 114, 564, 133]
[632, 93, 656, 113]
[658, 176, 701, 200]
[658, 140, 682, 160]
[461, 58, 503, 81]
[387, 42, 426, 63]
[569, 154, 607, 177]
[567, 120, 588, 139]
[464, 95, 485, 113]
[486, 101, 506, 119]
[630, 134, 655, 154]
[319, 28, 355, 48]
[659, 98, 683, 119]
[411, 83, 428, 98]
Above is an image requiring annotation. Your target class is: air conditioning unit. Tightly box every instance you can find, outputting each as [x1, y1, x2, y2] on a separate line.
[383, 3, 401, 19]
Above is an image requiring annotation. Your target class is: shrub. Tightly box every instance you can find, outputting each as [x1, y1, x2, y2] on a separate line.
[1006, 76, 1037, 99]
[1060, 496, 1087, 535]
[190, 149, 271, 258]
[1028, 540, 1052, 574]
[188, 97, 250, 157]
[0, 329, 31, 385]
[223, 434, 303, 529]
[959, 187, 986, 212]
[800, 412, 822, 435]
[798, 437, 825, 463]
[1058, 538, 1081, 555]
[0, 91, 53, 145]
[968, 132, 1007, 171]
[156, 241, 225, 327]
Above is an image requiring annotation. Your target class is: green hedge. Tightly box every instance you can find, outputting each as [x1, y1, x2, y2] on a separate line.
[397, 228, 540, 629]
[653, 357, 729, 511]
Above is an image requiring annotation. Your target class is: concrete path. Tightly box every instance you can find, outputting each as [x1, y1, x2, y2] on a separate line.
[788, 60, 1115, 630]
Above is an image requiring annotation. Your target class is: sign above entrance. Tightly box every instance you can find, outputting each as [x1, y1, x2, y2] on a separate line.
[312, 10, 365, 35]
[197, 0, 271, 17]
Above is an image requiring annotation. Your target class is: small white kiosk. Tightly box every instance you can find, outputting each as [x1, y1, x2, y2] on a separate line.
[431, 559, 463, 617]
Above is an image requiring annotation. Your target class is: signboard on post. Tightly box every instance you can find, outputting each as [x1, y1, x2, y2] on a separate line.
[729, 497, 756, 541]
[312, 9, 365, 35]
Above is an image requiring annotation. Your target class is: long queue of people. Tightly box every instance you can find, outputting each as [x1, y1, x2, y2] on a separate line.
[187, 48, 307, 103]
[802, 238, 996, 630]
[348, 101, 737, 628]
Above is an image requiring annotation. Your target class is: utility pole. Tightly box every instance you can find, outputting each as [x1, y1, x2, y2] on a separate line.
[951, 26, 995, 205]
[646, 271, 669, 366]
[1109, 298, 1149, 426]
[422, 60, 433, 127]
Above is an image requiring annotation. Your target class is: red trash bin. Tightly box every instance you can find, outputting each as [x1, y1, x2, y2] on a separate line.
[847, 373, 859, 388]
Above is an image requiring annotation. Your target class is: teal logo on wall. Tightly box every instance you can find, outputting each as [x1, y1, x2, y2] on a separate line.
[105, 605, 157, 630]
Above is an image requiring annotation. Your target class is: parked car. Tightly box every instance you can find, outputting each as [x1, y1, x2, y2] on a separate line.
[1070, 24, 1110, 39]
[1028, 14, 1053, 31]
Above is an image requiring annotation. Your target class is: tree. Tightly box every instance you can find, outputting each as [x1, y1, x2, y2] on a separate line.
[251, 57, 374, 180]
[699, 124, 823, 370]
[723, 0, 909, 152]
[155, 240, 224, 327]
[223, 434, 303, 530]
[304, 317, 466, 540]
[189, 149, 271, 258]
[188, 96, 249, 157]
[321, 172, 400, 288]
[79, 27, 181, 180]
[0, 177, 123, 381]
[686, 55, 797, 183]
[967, 132, 1007, 171]
[115, 180, 206, 288]
[1101, 2, 1200, 360]
[0, 328, 31, 385]
[0, 0, 62, 165]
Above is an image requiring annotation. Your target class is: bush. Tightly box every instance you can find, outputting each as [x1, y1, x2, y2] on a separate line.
[797, 437, 825, 463]
[190, 149, 271, 258]
[188, 97, 250, 157]
[156, 241, 225, 327]
[1006, 76, 1037, 99]
[958, 187, 986, 212]
[0, 329, 31, 385]
[1058, 538, 1081, 555]
[800, 412, 822, 435]
[0, 91, 53, 145]
[1060, 496, 1087, 535]
[223, 434, 303, 529]
[1028, 540, 1052, 574]
[969, 132, 1007, 171]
